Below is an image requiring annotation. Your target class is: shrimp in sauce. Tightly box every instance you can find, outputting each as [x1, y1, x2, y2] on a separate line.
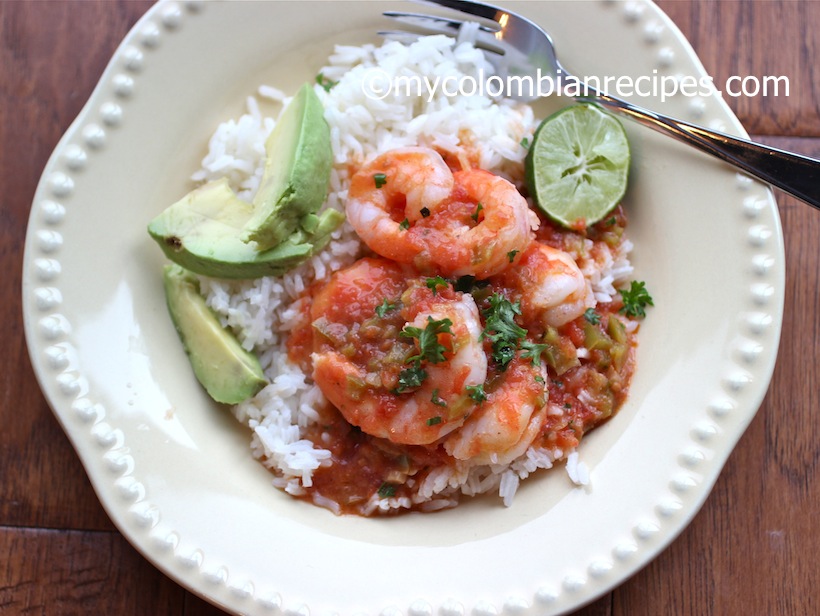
[444, 354, 548, 466]
[492, 241, 594, 329]
[345, 147, 453, 266]
[282, 145, 640, 515]
[422, 168, 539, 279]
[310, 258, 487, 445]
[346, 147, 538, 279]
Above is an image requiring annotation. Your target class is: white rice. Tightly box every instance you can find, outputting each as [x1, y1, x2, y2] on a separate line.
[565, 451, 591, 486]
[317, 36, 533, 183]
[192, 35, 618, 512]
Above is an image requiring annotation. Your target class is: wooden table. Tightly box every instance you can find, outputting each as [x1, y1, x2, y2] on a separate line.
[2, 1, 817, 614]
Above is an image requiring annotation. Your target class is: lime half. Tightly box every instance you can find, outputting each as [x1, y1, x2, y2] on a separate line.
[526, 104, 630, 229]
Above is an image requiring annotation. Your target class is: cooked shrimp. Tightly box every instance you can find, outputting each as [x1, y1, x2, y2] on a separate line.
[444, 355, 548, 466]
[493, 241, 594, 328]
[423, 168, 539, 279]
[310, 259, 487, 445]
[345, 147, 453, 265]
[346, 147, 539, 279]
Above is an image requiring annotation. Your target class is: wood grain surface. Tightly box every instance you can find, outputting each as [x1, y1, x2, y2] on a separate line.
[2, 1, 817, 615]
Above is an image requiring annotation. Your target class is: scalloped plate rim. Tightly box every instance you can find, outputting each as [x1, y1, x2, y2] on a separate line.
[22, 1, 785, 615]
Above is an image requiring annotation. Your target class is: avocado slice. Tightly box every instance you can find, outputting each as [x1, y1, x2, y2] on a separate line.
[241, 82, 332, 250]
[162, 263, 267, 404]
[148, 178, 344, 279]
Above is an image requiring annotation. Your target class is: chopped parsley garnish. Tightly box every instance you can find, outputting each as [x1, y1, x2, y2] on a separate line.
[401, 317, 453, 365]
[619, 280, 654, 318]
[466, 383, 487, 403]
[534, 375, 545, 384]
[378, 483, 396, 498]
[375, 298, 398, 318]
[373, 173, 387, 189]
[394, 317, 452, 393]
[583, 308, 601, 325]
[481, 293, 527, 370]
[395, 365, 427, 393]
[471, 202, 484, 223]
[563, 402, 572, 409]
[606, 216, 618, 226]
[426, 415, 443, 426]
[521, 340, 549, 366]
[426, 276, 448, 295]
[430, 390, 447, 408]
[507, 250, 518, 263]
[420, 206, 431, 218]
[520, 137, 530, 149]
[399, 218, 410, 230]
[315, 73, 337, 92]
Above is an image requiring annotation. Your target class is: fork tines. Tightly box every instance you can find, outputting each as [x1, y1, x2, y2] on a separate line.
[413, 0, 506, 23]
[383, 11, 499, 34]
[381, 9, 505, 55]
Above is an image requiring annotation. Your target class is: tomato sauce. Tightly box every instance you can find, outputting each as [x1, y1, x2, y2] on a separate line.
[304, 410, 450, 513]
[281, 242, 638, 515]
[279, 184, 639, 516]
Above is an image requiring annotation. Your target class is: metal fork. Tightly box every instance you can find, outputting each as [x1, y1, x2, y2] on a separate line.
[382, 0, 820, 210]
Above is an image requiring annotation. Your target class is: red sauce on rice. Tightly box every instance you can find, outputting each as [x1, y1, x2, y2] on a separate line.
[285, 207, 638, 516]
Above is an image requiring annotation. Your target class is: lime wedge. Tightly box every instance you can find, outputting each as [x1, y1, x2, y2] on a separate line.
[526, 104, 630, 229]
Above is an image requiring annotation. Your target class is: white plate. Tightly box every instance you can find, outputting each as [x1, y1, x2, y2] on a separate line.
[23, 1, 784, 614]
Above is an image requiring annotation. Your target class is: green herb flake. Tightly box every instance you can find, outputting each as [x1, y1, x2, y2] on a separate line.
[564, 402, 572, 409]
[471, 202, 484, 223]
[466, 383, 487, 403]
[534, 375, 545, 384]
[373, 173, 388, 189]
[521, 340, 549, 367]
[395, 365, 428, 393]
[520, 137, 530, 149]
[619, 280, 654, 318]
[399, 218, 410, 230]
[426, 276, 448, 296]
[393, 317, 454, 394]
[375, 298, 397, 319]
[507, 250, 519, 263]
[481, 293, 527, 369]
[401, 317, 453, 365]
[378, 483, 396, 498]
[315, 73, 338, 92]
[606, 216, 617, 226]
[583, 308, 601, 325]
[430, 389, 447, 408]
[426, 415, 443, 426]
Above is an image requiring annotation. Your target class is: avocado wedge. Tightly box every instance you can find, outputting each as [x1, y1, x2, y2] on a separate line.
[162, 264, 267, 404]
[241, 82, 332, 250]
[148, 178, 344, 279]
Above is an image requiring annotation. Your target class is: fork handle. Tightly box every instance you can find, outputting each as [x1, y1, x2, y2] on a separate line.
[584, 90, 820, 210]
